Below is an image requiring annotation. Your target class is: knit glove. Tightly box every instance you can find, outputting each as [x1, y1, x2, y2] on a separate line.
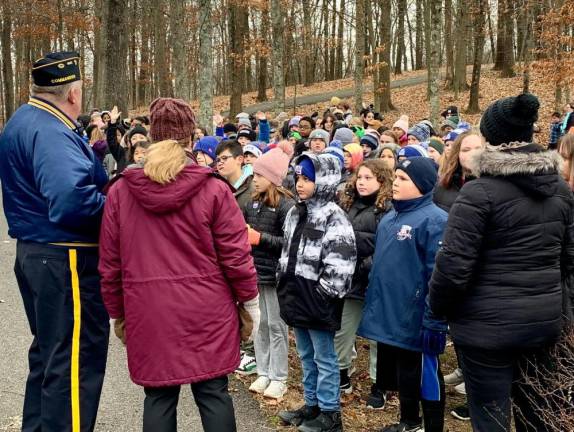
[241, 295, 261, 343]
[247, 227, 261, 246]
[422, 328, 446, 356]
[113, 318, 126, 345]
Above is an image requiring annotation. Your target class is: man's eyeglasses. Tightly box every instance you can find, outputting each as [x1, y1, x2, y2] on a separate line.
[216, 155, 234, 164]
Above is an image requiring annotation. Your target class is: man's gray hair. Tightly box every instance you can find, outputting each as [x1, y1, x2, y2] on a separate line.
[30, 81, 80, 102]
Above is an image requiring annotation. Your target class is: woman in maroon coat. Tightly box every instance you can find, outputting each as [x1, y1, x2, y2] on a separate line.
[99, 139, 260, 432]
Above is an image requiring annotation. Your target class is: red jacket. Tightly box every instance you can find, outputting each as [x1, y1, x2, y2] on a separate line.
[98, 165, 257, 387]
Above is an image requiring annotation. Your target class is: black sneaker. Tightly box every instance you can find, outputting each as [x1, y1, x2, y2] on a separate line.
[278, 405, 320, 427]
[340, 368, 353, 394]
[380, 422, 423, 432]
[298, 411, 343, 432]
[366, 385, 386, 410]
[451, 404, 471, 421]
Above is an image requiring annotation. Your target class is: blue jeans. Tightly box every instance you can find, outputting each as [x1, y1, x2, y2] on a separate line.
[293, 327, 340, 411]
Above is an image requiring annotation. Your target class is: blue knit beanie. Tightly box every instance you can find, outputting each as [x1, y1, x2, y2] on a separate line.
[396, 157, 438, 195]
[295, 157, 316, 182]
[407, 122, 431, 143]
[398, 145, 429, 159]
[193, 136, 219, 160]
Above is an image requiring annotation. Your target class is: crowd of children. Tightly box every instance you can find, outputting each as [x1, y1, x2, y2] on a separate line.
[80, 92, 574, 432]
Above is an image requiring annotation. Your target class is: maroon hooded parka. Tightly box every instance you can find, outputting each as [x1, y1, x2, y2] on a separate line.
[99, 164, 258, 387]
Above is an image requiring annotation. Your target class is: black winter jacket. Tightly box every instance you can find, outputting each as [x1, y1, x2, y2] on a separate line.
[243, 195, 295, 286]
[106, 122, 129, 173]
[433, 170, 471, 212]
[430, 144, 574, 351]
[345, 194, 389, 299]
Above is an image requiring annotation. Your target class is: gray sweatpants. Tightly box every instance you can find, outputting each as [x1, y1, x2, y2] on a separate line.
[335, 298, 377, 380]
[254, 284, 289, 381]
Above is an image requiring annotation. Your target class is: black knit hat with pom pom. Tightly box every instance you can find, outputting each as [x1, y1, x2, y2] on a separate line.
[479, 93, 540, 146]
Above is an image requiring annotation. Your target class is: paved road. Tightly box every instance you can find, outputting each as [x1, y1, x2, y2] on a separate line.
[0, 206, 272, 431]
[239, 73, 431, 114]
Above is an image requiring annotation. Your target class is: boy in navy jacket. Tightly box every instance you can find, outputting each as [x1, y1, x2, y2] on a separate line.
[359, 157, 447, 432]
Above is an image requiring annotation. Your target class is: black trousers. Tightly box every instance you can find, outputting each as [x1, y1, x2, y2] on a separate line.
[15, 241, 110, 432]
[458, 345, 553, 432]
[376, 343, 445, 432]
[143, 376, 237, 432]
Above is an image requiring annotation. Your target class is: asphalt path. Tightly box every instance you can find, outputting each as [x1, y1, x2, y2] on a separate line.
[0, 201, 272, 431]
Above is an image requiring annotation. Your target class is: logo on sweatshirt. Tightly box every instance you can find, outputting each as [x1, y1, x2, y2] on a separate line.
[397, 225, 413, 241]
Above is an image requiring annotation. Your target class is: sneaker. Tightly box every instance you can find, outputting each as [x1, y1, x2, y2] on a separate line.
[249, 376, 270, 394]
[366, 385, 387, 410]
[278, 405, 320, 427]
[298, 411, 342, 432]
[451, 404, 471, 421]
[444, 367, 464, 386]
[263, 380, 287, 399]
[235, 353, 257, 375]
[455, 382, 466, 395]
[340, 368, 353, 395]
[380, 422, 423, 432]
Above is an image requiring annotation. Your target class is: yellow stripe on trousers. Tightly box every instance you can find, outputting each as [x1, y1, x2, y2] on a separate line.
[68, 250, 81, 432]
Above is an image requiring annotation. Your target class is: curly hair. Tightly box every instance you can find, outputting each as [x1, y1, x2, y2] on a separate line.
[339, 159, 394, 212]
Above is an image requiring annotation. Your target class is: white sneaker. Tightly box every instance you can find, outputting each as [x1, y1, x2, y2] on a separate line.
[263, 380, 287, 399]
[444, 368, 464, 386]
[249, 376, 271, 394]
[235, 354, 257, 375]
[455, 382, 466, 395]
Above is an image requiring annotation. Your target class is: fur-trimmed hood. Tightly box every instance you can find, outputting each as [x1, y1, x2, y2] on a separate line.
[471, 142, 563, 198]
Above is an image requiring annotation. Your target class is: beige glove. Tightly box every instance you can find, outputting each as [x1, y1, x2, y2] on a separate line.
[239, 295, 260, 343]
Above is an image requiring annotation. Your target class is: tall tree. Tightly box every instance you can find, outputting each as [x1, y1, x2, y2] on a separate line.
[256, 7, 269, 102]
[154, 0, 173, 97]
[395, 0, 406, 74]
[270, 0, 285, 113]
[1, 2, 14, 120]
[415, 0, 424, 69]
[228, 0, 247, 116]
[354, 0, 366, 110]
[302, 0, 314, 86]
[428, 0, 442, 126]
[105, 0, 128, 115]
[375, 0, 394, 112]
[499, 0, 516, 77]
[198, 0, 214, 133]
[93, 0, 108, 109]
[467, 0, 487, 112]
[453, 0, 469, 94]
[444, 0, 455, 85]
[335, 0, 345, 78]
[171, 0, 190, 100]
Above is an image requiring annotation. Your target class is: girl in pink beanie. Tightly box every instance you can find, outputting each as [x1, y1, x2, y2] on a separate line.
[243, 141, 296, 399]
[343, 143, 364, 174]
[392, 115, 409, 147]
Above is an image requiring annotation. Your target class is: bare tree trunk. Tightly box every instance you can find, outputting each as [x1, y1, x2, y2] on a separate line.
[500, 0, 516, 77]
[467, 0, 487, 113]
[354, 0, 366, 111]
[94, 0, 108, 109]
[493, 0, 505, 69]
[105, 0, 128, 115]
[429, 0, 442, 127]
[271, 0, 285, 113]
[336, 0, 345, 78]
[329, 0, 337, 80]
[453, 0, 469, 95]
[154, 0, 173, 97]
[406, 10, 416, 70]
[395, 0, 406, 74]
[445, 0, 454, 85]
[138, 0, 151, 105]
[1, 2, 14, 120]
[171, 0, 189, 100]
[377, 0, 394, 112]
[256, 7, 269, 102]
[228, 0, 246, 116]
[302, 0, 313, 86]
[198, 0, 214, 132]
[415, 0, 424, 69]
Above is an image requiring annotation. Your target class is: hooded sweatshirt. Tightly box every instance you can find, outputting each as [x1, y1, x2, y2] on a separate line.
[277, 152, 357, 331]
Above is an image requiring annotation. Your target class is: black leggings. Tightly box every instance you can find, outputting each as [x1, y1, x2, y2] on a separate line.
[143, 375, 237, 432]
[376, 343, 445, 431]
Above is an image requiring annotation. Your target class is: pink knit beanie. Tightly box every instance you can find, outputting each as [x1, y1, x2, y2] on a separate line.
[392, 115, 409, 136]
[149, 97, 196, 142]
[253, 141, 294, 186]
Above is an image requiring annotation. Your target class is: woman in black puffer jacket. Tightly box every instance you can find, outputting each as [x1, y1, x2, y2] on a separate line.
[430, 93, 574, 432]
[243, 142, 295, 399]
[335, 159, 393, 395]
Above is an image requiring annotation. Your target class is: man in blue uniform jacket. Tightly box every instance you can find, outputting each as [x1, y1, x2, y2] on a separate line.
[0, 51, 109, 432]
